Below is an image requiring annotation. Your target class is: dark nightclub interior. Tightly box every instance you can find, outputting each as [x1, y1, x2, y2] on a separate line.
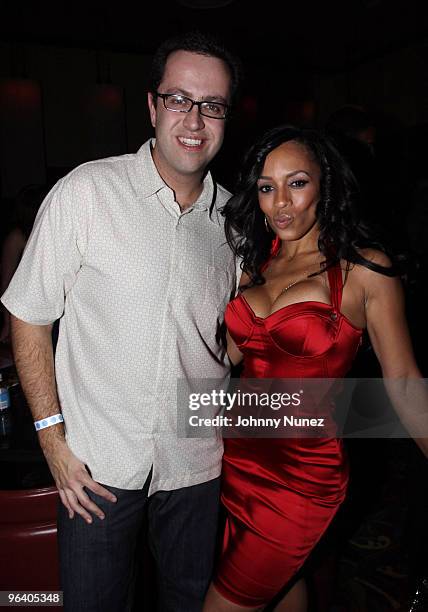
[1, 1, 428, 610]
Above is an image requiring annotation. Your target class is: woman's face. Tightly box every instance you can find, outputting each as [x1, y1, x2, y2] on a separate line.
[257, 140, 321, 242]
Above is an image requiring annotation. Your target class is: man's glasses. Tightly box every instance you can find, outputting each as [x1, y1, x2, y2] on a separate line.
[156, 92, 229, 120]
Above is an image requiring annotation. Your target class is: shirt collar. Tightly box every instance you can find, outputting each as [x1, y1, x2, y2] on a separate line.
[136, 139, 221, 225]
[136, 139, 167, 198]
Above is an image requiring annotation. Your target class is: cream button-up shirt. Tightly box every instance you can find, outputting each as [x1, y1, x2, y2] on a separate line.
[2, 139, 238, 494]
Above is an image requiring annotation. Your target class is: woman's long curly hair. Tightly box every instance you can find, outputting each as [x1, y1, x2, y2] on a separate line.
[223, 125, 395, 285]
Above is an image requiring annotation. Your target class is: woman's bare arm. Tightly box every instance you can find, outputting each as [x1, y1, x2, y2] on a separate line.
[361, 251, 428, 456]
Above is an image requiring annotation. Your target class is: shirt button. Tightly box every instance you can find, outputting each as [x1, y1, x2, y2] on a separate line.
[330, 311, 338, 321]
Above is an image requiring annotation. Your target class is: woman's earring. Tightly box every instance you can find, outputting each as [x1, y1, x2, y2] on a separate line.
[264, 216, 270, 232]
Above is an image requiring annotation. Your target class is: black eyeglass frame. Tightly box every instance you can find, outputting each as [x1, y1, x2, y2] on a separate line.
[155, 92, 230, 120]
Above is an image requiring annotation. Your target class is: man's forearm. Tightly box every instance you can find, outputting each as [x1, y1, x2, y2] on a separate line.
[10, 315, 116, 520]
[10, 314, 65, 452]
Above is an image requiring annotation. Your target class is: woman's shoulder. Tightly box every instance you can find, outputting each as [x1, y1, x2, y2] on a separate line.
[344, 248, 393, 276]
[238, 270, 252, 290]
[356, 248, 393, 269]
[344, 248, 398, 295]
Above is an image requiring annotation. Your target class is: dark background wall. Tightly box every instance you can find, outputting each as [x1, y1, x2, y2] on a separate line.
[0, 0, 427, 196]
[1, 3, 428, 607]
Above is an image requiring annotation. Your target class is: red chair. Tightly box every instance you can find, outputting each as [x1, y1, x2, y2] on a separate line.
[0, 486, 60, 591]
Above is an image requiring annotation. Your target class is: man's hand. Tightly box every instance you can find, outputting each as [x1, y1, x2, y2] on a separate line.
[45, 438, 117, 523]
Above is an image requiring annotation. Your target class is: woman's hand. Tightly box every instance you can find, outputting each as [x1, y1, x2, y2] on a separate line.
[225, 270, 251, 366]
[226, 330, 243, 366]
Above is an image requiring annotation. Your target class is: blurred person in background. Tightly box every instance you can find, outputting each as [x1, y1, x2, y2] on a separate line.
[0, 184, 47, 343]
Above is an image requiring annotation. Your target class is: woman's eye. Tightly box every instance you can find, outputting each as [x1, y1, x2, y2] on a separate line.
[289, 179, 308, 188]
[258, 185, 273, 193]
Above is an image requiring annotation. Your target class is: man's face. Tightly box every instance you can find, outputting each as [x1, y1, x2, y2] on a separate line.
[148, 50, 231, 183]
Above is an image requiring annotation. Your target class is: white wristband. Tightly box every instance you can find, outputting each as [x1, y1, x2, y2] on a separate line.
[34, 413, 64, 431]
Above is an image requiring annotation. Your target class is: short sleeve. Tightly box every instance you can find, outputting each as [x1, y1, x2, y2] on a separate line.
[1, 169, 93, 325]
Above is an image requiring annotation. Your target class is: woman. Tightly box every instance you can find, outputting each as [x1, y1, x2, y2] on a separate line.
[203, 125, 427, 611]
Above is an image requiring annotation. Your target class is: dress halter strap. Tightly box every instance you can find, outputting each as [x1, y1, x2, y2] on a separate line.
[327, 262, 343, 313]
[261, 236, 281, 272]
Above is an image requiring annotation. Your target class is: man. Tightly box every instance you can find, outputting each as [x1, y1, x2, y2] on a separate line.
[1, 31, 242, 612]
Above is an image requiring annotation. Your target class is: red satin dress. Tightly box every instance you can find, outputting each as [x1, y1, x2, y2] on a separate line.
[213, 262, 363, 607]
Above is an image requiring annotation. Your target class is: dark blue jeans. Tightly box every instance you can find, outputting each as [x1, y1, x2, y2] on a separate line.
[57, 474, 220, 612]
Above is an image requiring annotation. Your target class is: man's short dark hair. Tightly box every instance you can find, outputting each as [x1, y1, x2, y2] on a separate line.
[149, 31, 243, 105]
